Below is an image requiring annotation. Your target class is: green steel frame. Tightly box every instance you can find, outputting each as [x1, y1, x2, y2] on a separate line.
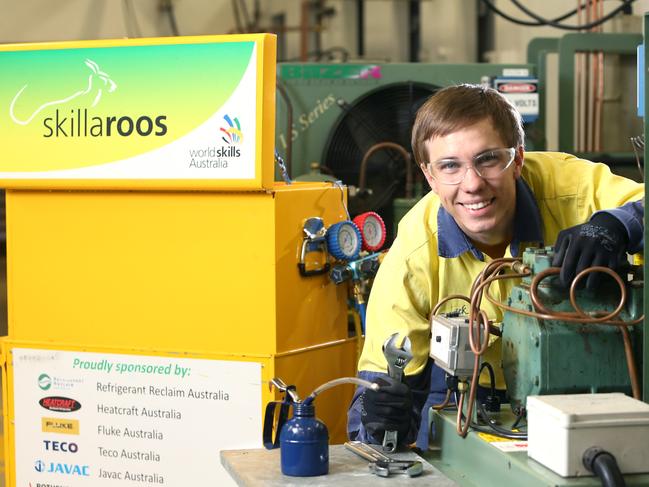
[527, 37, 560, 151]
[558, 32, 642, 152]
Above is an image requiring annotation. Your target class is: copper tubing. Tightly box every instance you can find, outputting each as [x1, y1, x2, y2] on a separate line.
[527, 266, 642, 325]
[432, 294, 471, 316]
[620, 326, 641, 399]
[432, 256, 643, 438]
[358, 142, 413, 198]
[433, 389, 452, 411]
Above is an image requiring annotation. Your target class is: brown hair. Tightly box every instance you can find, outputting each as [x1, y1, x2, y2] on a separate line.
[411, 84, 524, 166]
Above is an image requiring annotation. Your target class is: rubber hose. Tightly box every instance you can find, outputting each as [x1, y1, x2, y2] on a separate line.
[583, 447, 626, 487]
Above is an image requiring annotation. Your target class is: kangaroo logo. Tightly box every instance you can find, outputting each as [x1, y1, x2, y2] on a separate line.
[220, 114, 242, 144]
[9, 59, 117, 126]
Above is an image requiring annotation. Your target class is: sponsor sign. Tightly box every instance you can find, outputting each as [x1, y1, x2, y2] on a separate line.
[14, 348, 261, 486]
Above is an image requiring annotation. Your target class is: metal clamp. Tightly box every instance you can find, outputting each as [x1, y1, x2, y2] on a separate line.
[369, 460, 423, 478]
[298, 217, 330, 277]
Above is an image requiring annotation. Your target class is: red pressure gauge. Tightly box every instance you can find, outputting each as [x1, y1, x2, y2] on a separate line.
[353, 211, 386, 252]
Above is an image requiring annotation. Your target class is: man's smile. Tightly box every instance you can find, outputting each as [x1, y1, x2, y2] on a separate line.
[459, 198, 495, 212]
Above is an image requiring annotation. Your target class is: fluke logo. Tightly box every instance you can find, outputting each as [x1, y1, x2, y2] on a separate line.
[9, 58, 167, 138]
[42, 417, 80, 435]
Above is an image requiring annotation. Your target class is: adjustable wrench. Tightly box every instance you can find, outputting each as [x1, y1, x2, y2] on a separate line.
[381, 332, 413, 452]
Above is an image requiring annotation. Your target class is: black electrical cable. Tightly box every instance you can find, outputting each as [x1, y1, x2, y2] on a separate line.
[475, 401, 528, 440]
[583, 447, 627, 487]
[472, 361, 527, 439]
[510, 0, 636, 31]
[479, 362, 497, 396]
[479, 0, 598, 27]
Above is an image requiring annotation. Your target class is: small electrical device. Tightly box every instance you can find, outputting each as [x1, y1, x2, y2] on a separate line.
[527, 393, 649, 477]
[429, 314, 474, 379]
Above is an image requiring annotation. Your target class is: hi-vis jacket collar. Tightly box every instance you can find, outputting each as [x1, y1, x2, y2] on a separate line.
[437, 178, 544, 261]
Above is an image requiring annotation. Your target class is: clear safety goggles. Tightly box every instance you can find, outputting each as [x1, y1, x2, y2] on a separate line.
[428, 147, 517, 185]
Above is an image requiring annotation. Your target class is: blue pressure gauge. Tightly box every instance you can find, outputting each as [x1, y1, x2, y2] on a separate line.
[327, 220, 362, 261]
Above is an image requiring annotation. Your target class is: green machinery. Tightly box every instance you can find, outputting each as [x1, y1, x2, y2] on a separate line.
[503, 248, 643, 414]
[275, 62, 542, 240]
[428, 247, 646, 486]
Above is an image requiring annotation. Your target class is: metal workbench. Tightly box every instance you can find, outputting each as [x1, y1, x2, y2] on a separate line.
[220, 444, 459, 486]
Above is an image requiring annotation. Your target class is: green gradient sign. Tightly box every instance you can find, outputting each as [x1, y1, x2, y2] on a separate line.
[0, 35, 277, 189]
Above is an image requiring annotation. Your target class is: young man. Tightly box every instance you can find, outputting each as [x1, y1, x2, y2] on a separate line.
[347, 84, 644, 449]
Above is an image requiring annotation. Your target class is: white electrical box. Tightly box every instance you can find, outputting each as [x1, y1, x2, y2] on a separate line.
[527, 393, 649, 477]
[429, 314, 474, 378]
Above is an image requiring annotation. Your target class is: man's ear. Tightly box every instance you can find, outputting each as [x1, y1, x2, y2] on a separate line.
[421, 163, 438, 194]
[513, 146, 525, 178]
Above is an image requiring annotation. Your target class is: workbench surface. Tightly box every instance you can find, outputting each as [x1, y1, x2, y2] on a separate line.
[220, 444, 459, 486]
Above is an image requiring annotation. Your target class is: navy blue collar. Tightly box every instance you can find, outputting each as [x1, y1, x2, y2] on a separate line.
[437, 178, 543, 261]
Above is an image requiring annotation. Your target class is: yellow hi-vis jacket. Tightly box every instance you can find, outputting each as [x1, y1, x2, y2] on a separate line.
[358, 152, 644, 388]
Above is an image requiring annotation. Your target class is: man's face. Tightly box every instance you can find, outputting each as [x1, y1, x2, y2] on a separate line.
[420, 118, 523, 247]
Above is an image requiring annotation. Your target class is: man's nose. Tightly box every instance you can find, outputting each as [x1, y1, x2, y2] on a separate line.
[460, 165, 484, 189]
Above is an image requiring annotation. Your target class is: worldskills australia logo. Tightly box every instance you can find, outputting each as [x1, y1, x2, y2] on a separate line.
[188, 113, 242, 168]
[220, 114, 243, 144]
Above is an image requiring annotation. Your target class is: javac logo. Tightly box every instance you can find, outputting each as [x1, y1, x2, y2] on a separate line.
[34, 460, 89, 476]
[10, 59, 117, 126]
[220, 114, 242, 144]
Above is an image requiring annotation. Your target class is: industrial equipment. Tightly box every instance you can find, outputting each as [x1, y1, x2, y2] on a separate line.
[276, 62, 542, 240]
[503, 247, 643, 414]
[426, 247, 646, 486]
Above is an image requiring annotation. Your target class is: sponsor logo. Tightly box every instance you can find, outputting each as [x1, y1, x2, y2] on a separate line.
[38, 373, 52, 391]
[42, 417, 80, 435]
[9, 59, 167, 138]
[39, 397, 81, 413]
[44, 440, 78, 453]
[497, 82, 536, 94]
[37, 372, 83, 391]
[34, 460, 89, 476]
[220, 114, 242, 144]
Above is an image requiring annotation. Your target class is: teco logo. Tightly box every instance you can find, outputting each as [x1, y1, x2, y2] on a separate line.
[497, 83, 536, 93]
[44, 440, 78, 453]
[39, 396, 81, 413]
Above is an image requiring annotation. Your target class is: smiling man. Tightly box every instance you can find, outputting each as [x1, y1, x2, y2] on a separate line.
[347, 84, 644, 449]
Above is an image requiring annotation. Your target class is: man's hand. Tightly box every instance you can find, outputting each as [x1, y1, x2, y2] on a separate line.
[360, 376, 412, 445]
[551, 212, 629, 289]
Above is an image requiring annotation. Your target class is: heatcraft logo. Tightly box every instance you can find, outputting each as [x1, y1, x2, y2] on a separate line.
[188, 114, 242, 169]
[9, 58, 167, 138]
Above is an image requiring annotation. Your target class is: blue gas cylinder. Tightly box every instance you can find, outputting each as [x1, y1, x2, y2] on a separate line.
[279, 402, 329, 476]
